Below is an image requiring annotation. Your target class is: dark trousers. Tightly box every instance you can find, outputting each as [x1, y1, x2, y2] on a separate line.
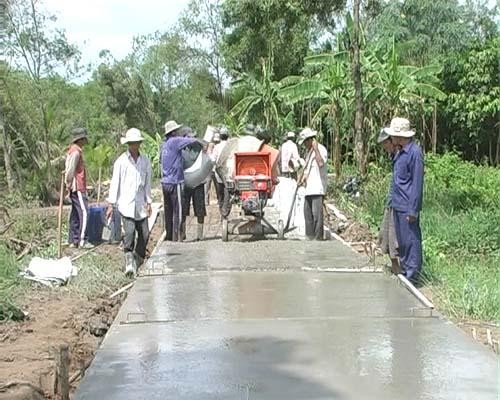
[393, 210, 422, 283]
[68, 191, 88, 245]
[304, 195, 324, 240]
[162, 183, 183, 241]
[122, 216, 149, 260]
[215, 181, 225, 213]
[220, 186, 232, 219]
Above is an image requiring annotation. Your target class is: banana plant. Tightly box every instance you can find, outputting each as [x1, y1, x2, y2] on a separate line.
[280, 47, 352, 179]
[85, 144, 114, 203]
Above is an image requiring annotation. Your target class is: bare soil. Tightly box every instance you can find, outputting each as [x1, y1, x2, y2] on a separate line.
[0, 213, 162, 400]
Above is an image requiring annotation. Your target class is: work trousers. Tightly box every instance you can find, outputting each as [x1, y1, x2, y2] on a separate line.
[68, 191, 88, 246]
[162, 183, 183, 241]
[122, 216, 149, 261]
[304, 195, 324, 240]
[393, 210, 422, 283]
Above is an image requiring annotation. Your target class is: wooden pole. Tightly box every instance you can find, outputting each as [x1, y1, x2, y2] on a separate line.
[97, 166, 102, 203]
[57, 171, 65, 259]
[55, 344, 70, 400]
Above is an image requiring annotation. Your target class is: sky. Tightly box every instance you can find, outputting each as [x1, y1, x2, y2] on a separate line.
[43, 0, 190, 70]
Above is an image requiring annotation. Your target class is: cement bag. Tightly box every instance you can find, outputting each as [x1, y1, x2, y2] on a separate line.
[184, 151, 214, 189]
[216, 136, 263, 181]
[204, 125, 218, 142]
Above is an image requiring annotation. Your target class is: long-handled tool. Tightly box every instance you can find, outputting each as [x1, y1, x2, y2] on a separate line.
[284, 151, 314, 232]
[57, 171, 65, 259]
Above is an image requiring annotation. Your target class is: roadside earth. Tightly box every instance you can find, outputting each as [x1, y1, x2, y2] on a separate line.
[0, 213, 162, 400]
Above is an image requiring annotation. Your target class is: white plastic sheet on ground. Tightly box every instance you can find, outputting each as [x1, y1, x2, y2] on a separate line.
[269, 177, 306, 236]
[21, 256, 77, 286]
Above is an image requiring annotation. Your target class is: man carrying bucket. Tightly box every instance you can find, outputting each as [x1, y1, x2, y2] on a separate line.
[107, 128, 152, 277]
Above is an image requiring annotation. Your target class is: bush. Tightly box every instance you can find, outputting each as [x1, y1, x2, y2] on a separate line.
[0, 245, 24, 321]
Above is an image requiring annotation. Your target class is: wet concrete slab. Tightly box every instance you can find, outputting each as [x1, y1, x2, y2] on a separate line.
[76, 317, 497, 400]
[75, 212, 498, 399]
[143, 240, 369, 274]
[116, 273, 427, 322]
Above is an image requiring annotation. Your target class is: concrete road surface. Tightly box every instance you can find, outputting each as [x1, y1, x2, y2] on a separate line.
[75, 214, 498, 399]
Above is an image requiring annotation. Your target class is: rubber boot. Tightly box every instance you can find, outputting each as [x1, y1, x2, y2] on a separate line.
[197, 223, 204, 241]
[179, 221, 186, 242]
[124, 252, 137, 278]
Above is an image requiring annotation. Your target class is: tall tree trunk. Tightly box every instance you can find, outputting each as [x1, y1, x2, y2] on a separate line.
[332, 107, 342, 180]
[496, 120, 500, 166]
[0, 104, 15, 193]
[352, 0, 365, 175]
[432, 103, 437, 153]
[421, 114, 427, 154]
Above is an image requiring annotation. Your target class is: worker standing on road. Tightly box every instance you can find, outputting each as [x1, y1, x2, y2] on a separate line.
[377, 127, 400, 275]
[65, 127, 94, 249]
[298, 128, 328, 240]
[211, 127, 229, 214]
[107, 128, 152, 277]
[181, 127, 207, 241]
[280, 131, 300, 179]
[161, 120, 199, 241]
[386, 117, 424, 284]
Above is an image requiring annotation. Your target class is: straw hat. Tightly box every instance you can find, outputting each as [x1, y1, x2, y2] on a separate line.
[120, 128, 145, 144]
[298, 127, 317, 145]
[386, 117, 415, 138]
[164, 120, 183, 136]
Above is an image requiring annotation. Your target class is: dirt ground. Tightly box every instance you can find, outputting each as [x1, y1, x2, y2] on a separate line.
[0, 216, 162, 400]
[324, 203, 499, 355]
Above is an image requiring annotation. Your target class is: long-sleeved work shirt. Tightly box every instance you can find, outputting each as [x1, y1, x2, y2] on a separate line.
[390, 141, 424, 217]
[108, 151, 152, 220]
[160, 136, 198, 185]
[281, 140, 300, 173]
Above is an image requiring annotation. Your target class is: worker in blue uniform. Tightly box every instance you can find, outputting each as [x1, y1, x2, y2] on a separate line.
[386, 117, 424, 284]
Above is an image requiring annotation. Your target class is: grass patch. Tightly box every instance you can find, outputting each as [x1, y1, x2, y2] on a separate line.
[332, 153, 500, 322]
[0, 244, 25, 321]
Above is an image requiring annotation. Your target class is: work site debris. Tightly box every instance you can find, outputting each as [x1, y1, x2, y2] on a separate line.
[21, 257, 77, 286]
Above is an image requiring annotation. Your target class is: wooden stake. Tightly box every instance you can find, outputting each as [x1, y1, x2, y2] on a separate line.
[57, 171, 65, 259]
[97, 166, 102, 203]
[55, 344, 70, 400]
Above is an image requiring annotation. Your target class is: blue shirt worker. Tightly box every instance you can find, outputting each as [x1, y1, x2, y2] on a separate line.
[160, 120, 198, 241]
[386, 117, 424, 284]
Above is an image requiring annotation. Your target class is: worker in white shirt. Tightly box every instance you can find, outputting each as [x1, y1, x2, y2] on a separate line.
[298, 128, 328, 240]
[280, 131, 300, 179]
[211, 127, 229, 213]
[107, 128, 153, 277]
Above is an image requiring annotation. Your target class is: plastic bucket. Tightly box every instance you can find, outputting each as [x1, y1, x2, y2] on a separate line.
[87, 205, 106, 244]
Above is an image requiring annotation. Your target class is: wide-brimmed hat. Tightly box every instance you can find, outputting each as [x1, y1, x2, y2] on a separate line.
[377, 128, 391, 144]
[287, 131, 295, 139]
[164, 120, 183, 136]
[120, 128, 145, 144]
[71, 127, 88, 143]
[298, 127, 317, 145]
[386, 117, 415, 138]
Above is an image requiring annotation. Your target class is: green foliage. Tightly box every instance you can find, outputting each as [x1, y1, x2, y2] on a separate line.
[142, 132, 163, 178]
[0, 244, 23, 322]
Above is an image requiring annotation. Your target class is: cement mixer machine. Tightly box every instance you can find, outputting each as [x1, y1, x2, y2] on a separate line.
[222, 145, 288, 241]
